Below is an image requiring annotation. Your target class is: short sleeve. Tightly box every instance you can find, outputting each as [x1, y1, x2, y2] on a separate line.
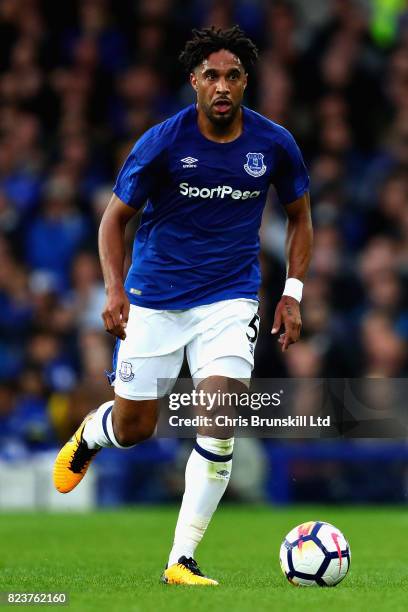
[113, 127, 166, 209]
[272, 131, 310, 206]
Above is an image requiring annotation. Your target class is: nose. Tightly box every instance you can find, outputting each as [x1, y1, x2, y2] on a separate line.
[216, 76, 230, 94]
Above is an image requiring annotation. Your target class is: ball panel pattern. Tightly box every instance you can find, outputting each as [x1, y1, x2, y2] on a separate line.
[279, 520, 351, 587]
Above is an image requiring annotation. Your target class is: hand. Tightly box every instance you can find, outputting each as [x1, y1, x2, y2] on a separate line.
[271, 296, 302, 352]
[102, 287, 130, 340]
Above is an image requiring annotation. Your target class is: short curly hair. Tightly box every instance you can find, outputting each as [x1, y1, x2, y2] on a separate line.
[179, 25, 259, 73]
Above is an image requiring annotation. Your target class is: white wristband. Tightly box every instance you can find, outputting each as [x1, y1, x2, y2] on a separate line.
[283, 278, 303, 303]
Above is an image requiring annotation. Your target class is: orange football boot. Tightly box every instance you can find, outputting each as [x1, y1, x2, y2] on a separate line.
[161, 557, 218, 586]
[53, 413, 100, 493]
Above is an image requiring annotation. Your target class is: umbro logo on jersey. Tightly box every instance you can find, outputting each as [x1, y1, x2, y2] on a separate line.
[181, 156, 198, 168]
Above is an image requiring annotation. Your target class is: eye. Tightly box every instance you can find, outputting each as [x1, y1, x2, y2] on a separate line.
[206, 72, 216, 80]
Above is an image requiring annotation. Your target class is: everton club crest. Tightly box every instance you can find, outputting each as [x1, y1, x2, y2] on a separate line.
[119, 361, 134, 382]
[244, 152, 267, 177]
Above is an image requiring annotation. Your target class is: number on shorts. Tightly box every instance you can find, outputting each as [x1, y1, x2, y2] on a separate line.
[246, 313, 260, 342]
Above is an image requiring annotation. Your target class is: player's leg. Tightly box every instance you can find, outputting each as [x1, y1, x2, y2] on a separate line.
[82, 395, 158, 449]
[54, 303, 185, 494]
[164, 366, 249, 586]
[53, 395, 158, 494]
[164, 299, 258, 584]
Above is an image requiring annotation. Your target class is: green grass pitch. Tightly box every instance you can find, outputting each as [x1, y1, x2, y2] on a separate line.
[0, 505, 407, 611]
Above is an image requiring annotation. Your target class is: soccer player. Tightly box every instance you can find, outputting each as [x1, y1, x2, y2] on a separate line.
[53, 26, 313, 585]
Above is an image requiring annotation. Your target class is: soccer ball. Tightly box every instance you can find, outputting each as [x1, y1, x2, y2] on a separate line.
[279, 521, 351, 586]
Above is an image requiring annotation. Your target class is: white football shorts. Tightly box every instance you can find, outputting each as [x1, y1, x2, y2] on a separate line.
[112, 298, 260, 400]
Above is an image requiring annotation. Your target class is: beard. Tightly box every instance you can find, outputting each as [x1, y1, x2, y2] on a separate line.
[203, 99, 240, 127]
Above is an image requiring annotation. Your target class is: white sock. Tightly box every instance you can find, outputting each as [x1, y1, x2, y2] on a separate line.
[83, 401, 136, 449]
[168, 436, 234, 566]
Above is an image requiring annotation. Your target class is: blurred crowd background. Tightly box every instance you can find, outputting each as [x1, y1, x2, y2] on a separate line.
[1, 0, 408, 506]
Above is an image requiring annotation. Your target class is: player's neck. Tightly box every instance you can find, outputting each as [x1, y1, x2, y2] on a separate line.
[196, 106, 243, 143]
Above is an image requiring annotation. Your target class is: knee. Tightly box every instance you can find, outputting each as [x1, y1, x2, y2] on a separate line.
[113, 417, 156, 446]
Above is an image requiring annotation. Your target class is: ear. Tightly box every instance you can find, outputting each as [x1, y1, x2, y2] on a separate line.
[243, 73, 248, 90]
[190, 71, 198, 92]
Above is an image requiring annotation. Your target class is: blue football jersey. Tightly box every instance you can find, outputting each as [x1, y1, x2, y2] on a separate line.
[113, 104, 309, 309]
